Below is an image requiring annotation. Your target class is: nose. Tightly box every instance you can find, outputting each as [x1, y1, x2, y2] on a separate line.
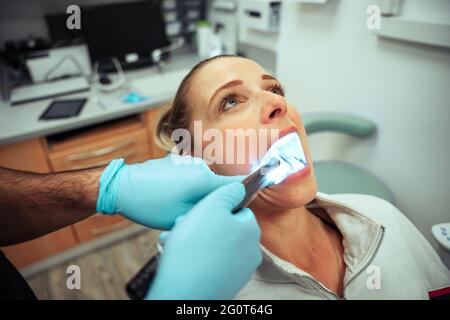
[259, 92, 287, 124]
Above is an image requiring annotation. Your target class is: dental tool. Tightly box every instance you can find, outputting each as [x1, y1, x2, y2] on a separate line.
[232, 132, 307, 213]
[231, 158, 280, 214]
[126, 132, 308, 300]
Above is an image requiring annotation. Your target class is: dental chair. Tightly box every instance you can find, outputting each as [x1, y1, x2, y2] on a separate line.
[302, 112, 396, 205]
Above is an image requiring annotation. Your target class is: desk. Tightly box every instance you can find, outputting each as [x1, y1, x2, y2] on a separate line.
[0, 52, 201, 270]
[0, 52, 201, 146]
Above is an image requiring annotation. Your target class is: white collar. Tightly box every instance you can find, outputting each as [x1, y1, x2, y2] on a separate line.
[254, 192, 384, 283]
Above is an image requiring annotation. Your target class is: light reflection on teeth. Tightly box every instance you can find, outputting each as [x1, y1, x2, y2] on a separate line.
[258, 132, 307, 185]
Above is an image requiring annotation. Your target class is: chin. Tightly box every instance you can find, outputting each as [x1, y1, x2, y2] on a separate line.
[251, 170, 318, 211]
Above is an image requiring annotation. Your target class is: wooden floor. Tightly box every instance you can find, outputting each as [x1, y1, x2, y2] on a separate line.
[26, 229, 160, 300]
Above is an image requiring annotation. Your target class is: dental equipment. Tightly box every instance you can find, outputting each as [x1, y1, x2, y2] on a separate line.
[126, 132, 308, 300]
[233, 132, 307, 213]
[231, 158, 280, 214]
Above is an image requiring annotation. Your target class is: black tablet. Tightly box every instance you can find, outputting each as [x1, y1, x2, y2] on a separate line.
[39, 99, 87, 120]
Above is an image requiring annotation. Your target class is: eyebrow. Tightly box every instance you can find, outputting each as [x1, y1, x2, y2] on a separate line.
[209, 79, 243, 105]
[261, 74, 279, 82]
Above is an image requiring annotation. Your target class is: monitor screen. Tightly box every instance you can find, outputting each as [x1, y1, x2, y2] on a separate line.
[82, 0, 169, 66]
[45, 13, 84, 44]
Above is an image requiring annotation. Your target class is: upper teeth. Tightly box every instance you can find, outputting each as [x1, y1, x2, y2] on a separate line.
[259, 132, 307, 184]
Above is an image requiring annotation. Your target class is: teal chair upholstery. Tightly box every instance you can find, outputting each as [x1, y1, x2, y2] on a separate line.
[303, 112, 396, 205]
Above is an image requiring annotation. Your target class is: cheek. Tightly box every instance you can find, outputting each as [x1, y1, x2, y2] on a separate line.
[200, 128, 270, 176]
[203, 137, 254, 176]
[206, 147, 256, 176]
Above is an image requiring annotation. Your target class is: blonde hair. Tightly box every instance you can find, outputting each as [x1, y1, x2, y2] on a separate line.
[155, 54, 238, 152]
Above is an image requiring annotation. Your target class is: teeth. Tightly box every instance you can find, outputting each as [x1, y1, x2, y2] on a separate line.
[259, 132, 307, 184]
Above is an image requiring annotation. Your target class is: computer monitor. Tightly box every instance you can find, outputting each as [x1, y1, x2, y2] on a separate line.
[45, 13, 84, 45]
[82, 0, 169, 72]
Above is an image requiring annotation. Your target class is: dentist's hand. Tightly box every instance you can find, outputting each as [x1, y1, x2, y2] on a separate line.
[96, 155, 243, 230]
[146, 182, 262, 300]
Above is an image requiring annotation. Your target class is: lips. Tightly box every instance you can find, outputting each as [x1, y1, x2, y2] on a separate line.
[263, 125, 311, 187]
[278, 126, 299, 143]
[281, 165, 311, 185]
[263, 125, 299, 156]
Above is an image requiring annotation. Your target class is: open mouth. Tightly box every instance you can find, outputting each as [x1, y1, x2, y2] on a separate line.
[257, 127, 308, 185]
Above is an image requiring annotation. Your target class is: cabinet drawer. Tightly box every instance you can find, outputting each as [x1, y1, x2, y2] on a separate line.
[49, 129, 150, 171]
[0, 138, 51, 173]
[73, 214, 133, 243]
[2, 227, 77, 268]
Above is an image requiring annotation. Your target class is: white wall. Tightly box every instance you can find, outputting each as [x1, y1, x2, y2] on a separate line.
[277, 0, 450, 265]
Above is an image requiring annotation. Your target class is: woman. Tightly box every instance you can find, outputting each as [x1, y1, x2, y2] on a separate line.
[155, 55, 450, 299]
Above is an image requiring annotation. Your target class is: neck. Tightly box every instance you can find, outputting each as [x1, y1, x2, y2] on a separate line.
[250, 201, 327, 268]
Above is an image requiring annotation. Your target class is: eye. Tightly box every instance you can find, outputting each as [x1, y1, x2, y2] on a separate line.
[221, 94, 239, 111]
[270, 84, 286, 96]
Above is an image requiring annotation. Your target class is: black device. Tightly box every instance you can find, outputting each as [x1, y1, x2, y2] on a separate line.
[39, 99, 86, 120]
[99, 74, 112, 85]
[82, 0, 169, 73]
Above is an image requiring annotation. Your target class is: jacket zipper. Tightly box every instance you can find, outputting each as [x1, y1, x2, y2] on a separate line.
[290, 195, 386, 300]
[342, 225, 385, 299]
[292, 273, 341, 300]
[290, 226, 385, 300]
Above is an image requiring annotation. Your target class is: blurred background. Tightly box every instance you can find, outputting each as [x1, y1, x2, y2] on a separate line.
[0, 0, 449, 299]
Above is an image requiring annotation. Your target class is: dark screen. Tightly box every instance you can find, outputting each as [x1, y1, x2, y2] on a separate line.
[40, 99, 86, 120]
[45, 13, 84, 43]
[82, 0, 169, 64]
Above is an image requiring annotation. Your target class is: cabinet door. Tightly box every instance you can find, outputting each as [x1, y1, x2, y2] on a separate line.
[0, 139, 78, 268]
[1, 228, 77, 268]
[72, 213, 132, 243]
[0, 138, 50, 173]
[48, 129, 150, 171]
[47, 120, 151, 244]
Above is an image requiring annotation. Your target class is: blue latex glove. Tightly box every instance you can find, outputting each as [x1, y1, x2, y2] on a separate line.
[146, 182, 262, 300]
[96, 155, 243, 230]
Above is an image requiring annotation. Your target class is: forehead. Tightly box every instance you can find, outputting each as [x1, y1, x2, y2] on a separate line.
[189, 57, 268, 102]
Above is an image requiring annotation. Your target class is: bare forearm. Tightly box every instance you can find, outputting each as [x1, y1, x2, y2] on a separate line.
[0, 166, 103, 246]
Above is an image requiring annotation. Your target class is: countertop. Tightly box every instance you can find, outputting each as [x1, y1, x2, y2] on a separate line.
[0, 52, 202, 146]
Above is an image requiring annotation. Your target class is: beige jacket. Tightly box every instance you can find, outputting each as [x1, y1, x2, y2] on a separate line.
[236, 192, 450, 300]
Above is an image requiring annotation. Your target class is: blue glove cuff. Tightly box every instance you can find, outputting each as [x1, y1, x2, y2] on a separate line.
[96, 158, 126, 215]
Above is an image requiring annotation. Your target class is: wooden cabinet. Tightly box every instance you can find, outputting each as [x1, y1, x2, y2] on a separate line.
[0, 107, 166, 268]
[1, 227, 78, 268]
[47, 116, 150, 171]
[72, 214, 132, 243]
[0, 138, 51, 173]
[47, 115, 150, 245]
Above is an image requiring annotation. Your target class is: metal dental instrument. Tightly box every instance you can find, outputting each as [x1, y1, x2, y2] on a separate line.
[231, 158, 280, 214]
[126, 132, 308, 300]
[232, 132, 308, 212]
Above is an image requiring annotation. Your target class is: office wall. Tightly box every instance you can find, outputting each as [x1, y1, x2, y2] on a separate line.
[277, 0, 450, 265]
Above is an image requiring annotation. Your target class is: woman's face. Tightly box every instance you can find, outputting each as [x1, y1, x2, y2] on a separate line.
[187, 57, 317, 210]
